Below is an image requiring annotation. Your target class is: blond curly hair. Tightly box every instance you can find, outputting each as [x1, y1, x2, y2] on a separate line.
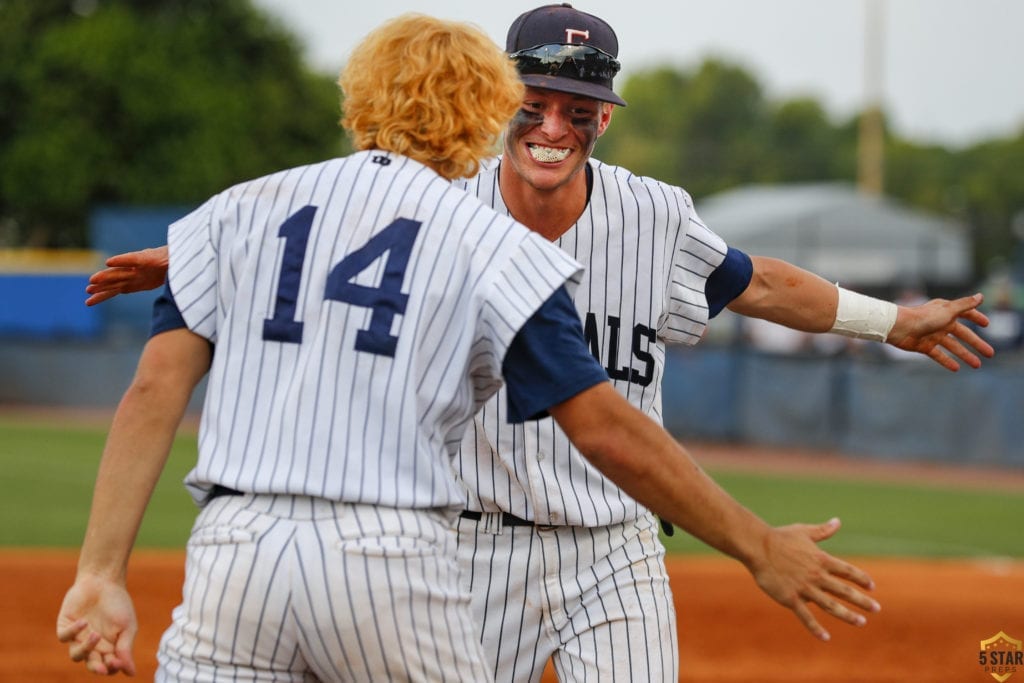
[339, 14, 524, 180]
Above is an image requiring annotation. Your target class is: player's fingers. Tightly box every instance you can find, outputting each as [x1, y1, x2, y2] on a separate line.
[948, 293, 984, 316]
[807, 517, 841, 543]
[105, 253, 147, 267]
[803, 586, 868, 628]
[822, 556, 876, 592]
[791, 601, 830, 642]
[820, 573, 881, 613]
[112, 628, 138, 676]
[85, 650, 112, 676]
[88, 268, 119, 285]
[85, 290, 120, 307]
[56, 618, 88, 643]
[948, 322, 994, 358]
[67, 630, 101, 662]
[957, 307, 990, 328]
[88, 268, 135, 287]
[927, 346, 961, 372]
[937, 334, 983, 370]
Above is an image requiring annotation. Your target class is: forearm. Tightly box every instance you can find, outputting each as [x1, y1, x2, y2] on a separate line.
[551, 384, 771, 567]
[77, 331, 208, 580]
[77, 385, 181, 580]
[726, 256, 838, 332]
[552, 382, 881, 640]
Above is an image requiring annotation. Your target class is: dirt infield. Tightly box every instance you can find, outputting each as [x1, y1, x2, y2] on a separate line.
[8, 411, 1023, 682]
[9, 549, 1024, 683]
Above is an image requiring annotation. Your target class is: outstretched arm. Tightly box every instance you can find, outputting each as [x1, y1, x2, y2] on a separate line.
[727, 256, 993, 371]
[551, 382, 880, 642]
[85, 246, 169, 306]
[56, 328, 210, 676]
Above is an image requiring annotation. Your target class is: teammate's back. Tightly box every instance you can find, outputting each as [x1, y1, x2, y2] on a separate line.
[169, 150, 582, 508]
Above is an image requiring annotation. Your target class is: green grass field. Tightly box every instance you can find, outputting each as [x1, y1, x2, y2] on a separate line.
[3, 417, 1023, 557]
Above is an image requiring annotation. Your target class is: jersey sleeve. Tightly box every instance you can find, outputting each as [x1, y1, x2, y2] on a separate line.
[662, 189, 730, 344]
[150, 282, 187, 336]
[705, 247, 753, 317]
[166, 197, 220, 342]
[475, 230, 585, 388]
[503, 285, 609, 423]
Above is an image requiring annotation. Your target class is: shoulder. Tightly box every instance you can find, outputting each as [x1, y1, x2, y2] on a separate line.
[589, 158, 694, 207]
[454, 156, 500, 192]
[588, 159, 698, 229]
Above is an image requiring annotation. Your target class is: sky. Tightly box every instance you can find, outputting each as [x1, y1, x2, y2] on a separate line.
[250, 0, 1024, 148]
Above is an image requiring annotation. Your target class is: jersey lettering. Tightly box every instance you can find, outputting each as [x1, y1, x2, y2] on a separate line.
[604, 315, 631, 381]
[582, 312, 656, 388]
[262, 206, 421, 358]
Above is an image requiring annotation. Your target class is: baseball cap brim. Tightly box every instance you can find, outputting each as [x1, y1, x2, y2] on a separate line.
[519, 73, 627, 107]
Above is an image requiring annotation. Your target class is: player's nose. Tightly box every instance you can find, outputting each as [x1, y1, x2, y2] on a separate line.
[538, 109, 571, 140]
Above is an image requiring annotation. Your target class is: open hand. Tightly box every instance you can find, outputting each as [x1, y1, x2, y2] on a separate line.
[888, 293, 994, 371]
[85, 246, 169, 306]
[749, 518, 880, 641]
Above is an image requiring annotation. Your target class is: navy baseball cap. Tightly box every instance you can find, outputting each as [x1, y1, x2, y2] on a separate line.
[506, 3, 627, 107]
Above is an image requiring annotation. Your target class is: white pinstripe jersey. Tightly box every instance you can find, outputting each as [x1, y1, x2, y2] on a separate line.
[167, 151, 584, 509]
[454, 157, 729, 526]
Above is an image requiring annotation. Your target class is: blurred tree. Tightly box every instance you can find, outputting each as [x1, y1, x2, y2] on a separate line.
[675, 59, 770, 196]
[959, 131, 1024, 275]
[0, 0, 345, 247]
[597, 59, 773, 197]
[594, 66, 689, 185]
[764, 97, 846, 183]
[595, 59, 860, 196]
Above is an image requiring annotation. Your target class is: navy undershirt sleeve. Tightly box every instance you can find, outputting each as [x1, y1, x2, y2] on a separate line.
[705, 247, 753, 318]
[503, 285, 609, 424]
[150, 282, 187, 337]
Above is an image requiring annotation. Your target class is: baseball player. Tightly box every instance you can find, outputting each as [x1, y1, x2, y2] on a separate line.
[80, 5, 993, 682]
[448, 6, 991, 682]
[59, 11, 888, 682]
[55, 14, 587, 681]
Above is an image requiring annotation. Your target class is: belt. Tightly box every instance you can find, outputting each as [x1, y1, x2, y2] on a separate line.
[459, 510, 534, 527]
[209, 484, 244, 499]
[459, 510, 674, 535]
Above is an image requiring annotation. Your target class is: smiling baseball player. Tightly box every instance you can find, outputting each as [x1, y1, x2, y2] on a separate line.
[450, 5, 992, 682]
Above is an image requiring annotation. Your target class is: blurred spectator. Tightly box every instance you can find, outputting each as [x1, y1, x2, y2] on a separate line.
[741, 316, 814, 354]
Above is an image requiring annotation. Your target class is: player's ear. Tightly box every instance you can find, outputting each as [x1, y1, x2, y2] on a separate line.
[597, 103, 614, 136]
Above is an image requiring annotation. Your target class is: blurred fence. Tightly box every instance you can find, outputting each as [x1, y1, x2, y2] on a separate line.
[663, 346, 1024, 467]
[1, 336, 1020, 466]
[0, 249, 104, 338]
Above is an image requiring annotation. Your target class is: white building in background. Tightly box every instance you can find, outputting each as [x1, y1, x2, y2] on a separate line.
[696, 182, 972, 294]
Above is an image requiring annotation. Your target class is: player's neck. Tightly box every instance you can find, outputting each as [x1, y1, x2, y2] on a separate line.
[498, 164, 588, 242]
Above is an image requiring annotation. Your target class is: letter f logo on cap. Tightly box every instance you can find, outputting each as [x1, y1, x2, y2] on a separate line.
[565, 28, 589, 43]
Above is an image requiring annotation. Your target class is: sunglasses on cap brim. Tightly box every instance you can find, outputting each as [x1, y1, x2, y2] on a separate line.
[509, 44, 621, 83]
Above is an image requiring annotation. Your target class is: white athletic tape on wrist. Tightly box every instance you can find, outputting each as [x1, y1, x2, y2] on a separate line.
[830, 284, 898, 342]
